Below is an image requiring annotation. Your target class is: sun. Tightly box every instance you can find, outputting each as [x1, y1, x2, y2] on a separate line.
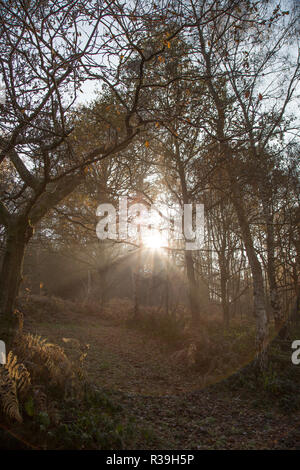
[143, 231, 166, 249]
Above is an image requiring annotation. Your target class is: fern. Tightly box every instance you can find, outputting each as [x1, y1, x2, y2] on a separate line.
[0, 353, 31, 423]
[0, 321, 88, 424]
[15, 331, 88, 400]
[0, 367, 22, 422]
[0, 351, 31, 422]
[5, 351, 31, 396]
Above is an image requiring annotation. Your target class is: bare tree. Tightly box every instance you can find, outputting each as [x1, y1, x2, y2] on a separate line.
[0, 0, 184, 343]
[185, 0, 299, 358]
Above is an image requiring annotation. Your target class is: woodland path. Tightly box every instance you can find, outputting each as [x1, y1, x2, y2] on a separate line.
[22, 307, 300, 450]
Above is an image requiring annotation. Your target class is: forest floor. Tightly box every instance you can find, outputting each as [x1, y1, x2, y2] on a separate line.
[18, 297, 300, 450]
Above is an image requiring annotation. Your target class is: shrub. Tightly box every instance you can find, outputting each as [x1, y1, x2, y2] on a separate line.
[0, 310, 88, 426]
[127, 306, 188, 346]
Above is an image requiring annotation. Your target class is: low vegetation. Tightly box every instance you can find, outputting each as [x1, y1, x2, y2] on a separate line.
[0, 295, 299, 449]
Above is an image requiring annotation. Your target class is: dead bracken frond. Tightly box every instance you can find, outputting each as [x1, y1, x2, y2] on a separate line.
[0, 351, 31, 423]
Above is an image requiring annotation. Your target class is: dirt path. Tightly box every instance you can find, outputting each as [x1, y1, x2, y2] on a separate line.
[27, 315, 211, 395]
[114, 389, 300, 449]
[24, 313, 300, 449]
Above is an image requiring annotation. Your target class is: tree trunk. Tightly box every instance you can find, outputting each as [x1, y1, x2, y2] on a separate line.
[0, 218, 33, 346]
[165, 253, 169, 315]
[175, 147, 202, 325]
[132, 246, 141, 318]
[220, 265, 229, 328]
[261, 191, 283, 331]
[0, 175, 83, 345]
[197, 30, 268, 361]
[217, 235, 230, 328]
[185, 250, 200, 325]
[230, 182, 268, 361]
[132, 270, 140, 318]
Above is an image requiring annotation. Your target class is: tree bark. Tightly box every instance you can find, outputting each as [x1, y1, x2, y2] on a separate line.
[230, 182, 268, 360]
[0, 174, 83, 345]
[261, 189, 283, 331]
[219, 258, 229, 328]
[0, 217, 33, 346]
[185, 250, 200, 325]
[175, 143, 202, 324]
[196, 24, 269, 360]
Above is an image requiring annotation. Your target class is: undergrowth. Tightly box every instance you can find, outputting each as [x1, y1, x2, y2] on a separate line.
[221, 321, 300, 413]
[0, 309, 151, 449]
[126, 306, 188, 346]
[27, 388, 154, 449]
